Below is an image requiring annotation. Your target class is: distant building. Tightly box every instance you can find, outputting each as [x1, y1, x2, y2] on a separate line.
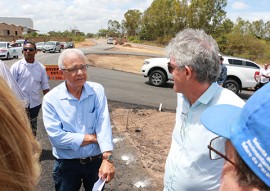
[0, 17, 37, 35]
[0, 23, 23, 36]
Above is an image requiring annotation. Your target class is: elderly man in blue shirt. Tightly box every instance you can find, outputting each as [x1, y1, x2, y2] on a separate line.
[42, 49, 115, 191]
[164, 29, 244, 191]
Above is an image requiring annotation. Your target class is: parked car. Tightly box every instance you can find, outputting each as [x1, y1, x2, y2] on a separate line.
[35, 42, 45, 51]
[66, 42, 75, 48]
[60, 42, 68, 49]
[42, 41, 61, 53]
[222, 55, 260, 93]
[107, 37, 114, 44]
[0, 41, 23, 59]
[15, 39, 26, 45]
[141, 56, 260, 94]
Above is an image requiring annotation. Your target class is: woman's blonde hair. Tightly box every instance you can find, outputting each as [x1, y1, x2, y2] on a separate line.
[0, 77, 41, 190]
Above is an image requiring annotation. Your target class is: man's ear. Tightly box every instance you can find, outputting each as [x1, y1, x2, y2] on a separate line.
[184, 66, 193, 80]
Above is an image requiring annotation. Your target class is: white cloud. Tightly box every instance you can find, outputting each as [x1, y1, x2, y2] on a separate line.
[0, 0, 152, 34]
[232, 2, 249, 10]
[228, 11, 270, 23]
[0, 0, 269, 34]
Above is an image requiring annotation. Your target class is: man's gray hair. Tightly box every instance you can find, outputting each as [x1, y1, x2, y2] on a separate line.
[58, 48, 86, 69]
[166, 28, 220, 83]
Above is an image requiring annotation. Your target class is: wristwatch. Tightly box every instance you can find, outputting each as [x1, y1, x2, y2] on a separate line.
[103, 154, 114, 163]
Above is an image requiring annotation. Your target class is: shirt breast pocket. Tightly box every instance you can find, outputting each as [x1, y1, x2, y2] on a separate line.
[86, 111, 96, 134]
[32, 80, 41, 93]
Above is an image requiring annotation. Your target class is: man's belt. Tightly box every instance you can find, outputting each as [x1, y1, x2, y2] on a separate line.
[57, 154, 102, 164]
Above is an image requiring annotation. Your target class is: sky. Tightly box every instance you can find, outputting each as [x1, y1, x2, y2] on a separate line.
[0, 0, 270, 34]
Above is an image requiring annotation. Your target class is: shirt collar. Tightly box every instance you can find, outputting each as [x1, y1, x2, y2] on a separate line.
[59, 81, 95, 100]
[21, 58, 36, 66]
[195, 82, 220, 105]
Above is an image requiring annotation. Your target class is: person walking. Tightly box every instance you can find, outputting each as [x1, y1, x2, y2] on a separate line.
[42, 49, 115, 191]
[163, 28, 244, 191]
[10, 42, 50, 136]
[217, 54, 227, 86]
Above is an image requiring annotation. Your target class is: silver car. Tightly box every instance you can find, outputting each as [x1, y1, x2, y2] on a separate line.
[107, 37, 114, 44]
[42, 41, 61, 53]
[35, 42, 45, 51]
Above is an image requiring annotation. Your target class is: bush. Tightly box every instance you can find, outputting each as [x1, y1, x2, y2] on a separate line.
[71, 36, 85, 42]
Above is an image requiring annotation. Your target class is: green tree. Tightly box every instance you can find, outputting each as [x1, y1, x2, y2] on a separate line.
[141, 0, 184, 41]
[108, 20, 121, 36]
[221, 33, 267, 61]
[264, 21, 270, 41]
[97, 29, 108, 37]
[123, 9, 142, 36]
[86, 33, 95, 38]
[249, 20, 264, 38]
[187, 0, 227, 34]
[231, 17, 251, 35]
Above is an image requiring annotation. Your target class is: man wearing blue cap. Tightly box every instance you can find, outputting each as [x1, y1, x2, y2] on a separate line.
[201, 83, 270, 190]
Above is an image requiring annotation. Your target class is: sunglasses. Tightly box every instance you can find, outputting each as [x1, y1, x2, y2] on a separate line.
[23, 48, 35, 52]
[168, 62, 179, 74]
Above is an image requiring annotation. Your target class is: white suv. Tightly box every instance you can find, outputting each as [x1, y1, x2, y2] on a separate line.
[141, 56, 260, 94]
[141, 58, 171, 87]
[222, 56, 260, 93]
[0, 41, 23, 59]
[42, 41, 61, 53]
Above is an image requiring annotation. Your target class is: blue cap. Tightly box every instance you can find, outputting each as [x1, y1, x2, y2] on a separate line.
[201, 83, 270, 187]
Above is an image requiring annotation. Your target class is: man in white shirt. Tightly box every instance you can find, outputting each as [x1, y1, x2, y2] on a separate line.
[10, 42, 50, 136]
[163, 28, 244, 191]
[257, 64, 270, 89]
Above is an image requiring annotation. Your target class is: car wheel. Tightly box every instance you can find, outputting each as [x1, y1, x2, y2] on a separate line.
[6, 53, 10, 60]
[224, 79, 240, 94]
[43, 51, 46, 53]
[149, 70, 167, 87]
[59, 49, 61, 53]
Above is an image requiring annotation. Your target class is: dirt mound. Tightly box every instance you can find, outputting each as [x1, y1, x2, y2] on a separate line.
[122, 43, 132, 47]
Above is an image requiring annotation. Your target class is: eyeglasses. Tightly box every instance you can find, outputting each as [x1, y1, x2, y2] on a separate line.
[168, 62, 178, 74]
[23, 48, 35, 52]
[61, 64, 89, 73]
[208, 136, 236, 166]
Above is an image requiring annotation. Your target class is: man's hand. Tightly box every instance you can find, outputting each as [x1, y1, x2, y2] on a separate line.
[81, 134, 97, 146]
[99, 152, 115, 182]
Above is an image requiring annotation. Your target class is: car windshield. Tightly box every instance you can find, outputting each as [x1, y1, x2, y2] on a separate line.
[0, 43, 6, 47]
[36, 42, 45, 45]
[46, 42, 55, 45]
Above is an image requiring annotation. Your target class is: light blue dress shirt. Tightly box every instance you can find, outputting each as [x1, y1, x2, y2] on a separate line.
[42, 81, 114, 159]
[164, 82, 245, 191]
[10, 58, 50, 108]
